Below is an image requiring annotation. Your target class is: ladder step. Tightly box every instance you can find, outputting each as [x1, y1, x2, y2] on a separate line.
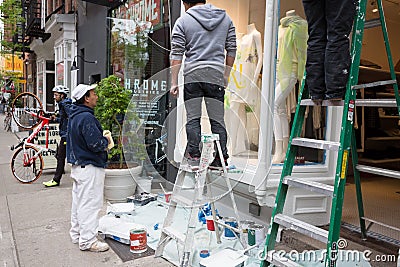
[283, 176, 334, 197]
[300, 98, 398, 107]
[172, 195, 194, 207]
[355, 99, 397, 107]
[179, 164, 198, 173]
[291, 137, 340, 151]
[364, 18, 381, 29]
[266, 250, 302, 267]
[162, 226, 185, 244]
[356, 164, 400, 179]
[274, 214, 329, 243]
[361, 217, 400, 232]
[300, 99, 344, 106]
[352, 79, 397, 90]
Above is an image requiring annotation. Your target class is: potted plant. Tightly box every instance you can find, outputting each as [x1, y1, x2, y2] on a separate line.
[95, 75, 146, 201]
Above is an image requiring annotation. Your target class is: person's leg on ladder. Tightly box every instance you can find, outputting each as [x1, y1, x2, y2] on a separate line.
[184, 82, 203, 164]
[303, 0, 327, 100]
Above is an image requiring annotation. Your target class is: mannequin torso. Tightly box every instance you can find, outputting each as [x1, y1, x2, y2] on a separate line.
[229, 24, 263, 105]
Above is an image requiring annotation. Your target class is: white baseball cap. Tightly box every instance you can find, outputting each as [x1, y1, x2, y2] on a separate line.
[71, 84, 97, 102]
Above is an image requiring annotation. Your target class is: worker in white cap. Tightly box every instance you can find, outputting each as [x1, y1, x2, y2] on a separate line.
[66, 84, 112, 252]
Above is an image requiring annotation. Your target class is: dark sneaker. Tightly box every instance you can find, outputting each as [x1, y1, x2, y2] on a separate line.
[209, 157, 228, 170]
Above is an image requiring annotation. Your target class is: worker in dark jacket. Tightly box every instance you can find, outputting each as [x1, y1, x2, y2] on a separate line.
[66, 84, 111, 252]
[43, 85, 72, 187]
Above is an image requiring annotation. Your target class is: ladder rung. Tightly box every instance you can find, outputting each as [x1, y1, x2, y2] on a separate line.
[274, 214, 329, 243]
[179, 164, 198, 173]
[162, 226, 185, 244]
[355, 99, 397, 107]
[356, 164, 400, 179]
[300, 99, 344, 106]
[172, 195, 193, 207]
[266, 250, 302, 267]
[364, 18, 381, 29]
[300, 98, 399, 108]
[361, 217, 400, 232]
[291, 138, 340, 151]
[352, 79, 397, 90]
[284, 176, 334, 197]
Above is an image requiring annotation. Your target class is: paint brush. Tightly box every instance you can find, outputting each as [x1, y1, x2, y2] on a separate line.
[159, 183, 167, 194]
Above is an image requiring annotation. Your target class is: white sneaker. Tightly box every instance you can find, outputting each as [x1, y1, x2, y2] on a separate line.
[88, 240, 109, 252]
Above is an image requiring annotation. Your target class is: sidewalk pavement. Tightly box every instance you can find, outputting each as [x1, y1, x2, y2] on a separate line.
[0, 113, 172, 267]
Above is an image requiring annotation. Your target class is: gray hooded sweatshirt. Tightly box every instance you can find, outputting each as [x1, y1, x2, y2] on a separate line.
[170, 4, 236, 76]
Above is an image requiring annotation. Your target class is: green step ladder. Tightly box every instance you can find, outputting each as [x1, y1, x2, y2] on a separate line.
[260, 0, 400, 266]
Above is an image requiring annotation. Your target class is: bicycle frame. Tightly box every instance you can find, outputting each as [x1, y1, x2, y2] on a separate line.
[15, 109, 53, 166]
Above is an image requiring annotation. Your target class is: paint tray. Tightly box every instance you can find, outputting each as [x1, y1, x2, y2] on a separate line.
[106, 202, 136, 216]
[98, 215, 145, 245]
[199, 248, 248, 267]
[127, 193, 157, 206]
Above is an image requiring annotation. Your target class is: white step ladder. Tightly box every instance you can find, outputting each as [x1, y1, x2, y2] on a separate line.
[155, 133, 245, 267]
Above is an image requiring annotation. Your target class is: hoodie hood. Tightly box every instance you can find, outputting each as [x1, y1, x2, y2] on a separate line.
[187, 4, 226, 31]
[69, 104, 94, 119]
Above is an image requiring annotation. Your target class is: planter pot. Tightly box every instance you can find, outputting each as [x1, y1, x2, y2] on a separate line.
[104, 165, 142, 201]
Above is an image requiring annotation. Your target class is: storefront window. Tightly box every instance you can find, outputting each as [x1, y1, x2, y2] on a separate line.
[271, 1, 327, 166]
[202, 0, 266, 167]
[56, 62, 64, 85]
[110, 0, 171, 176]
[204, 0, 327, 168]
[66, 42, 72, 59]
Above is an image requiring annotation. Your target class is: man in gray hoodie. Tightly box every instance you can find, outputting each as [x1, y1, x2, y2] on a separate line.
[170, 0, 236, 168]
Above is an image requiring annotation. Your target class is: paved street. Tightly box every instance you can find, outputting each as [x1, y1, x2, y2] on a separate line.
[0, 113, 172, 267]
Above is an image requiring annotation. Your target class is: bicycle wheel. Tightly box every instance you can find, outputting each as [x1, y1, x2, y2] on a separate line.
[11, 145, 44, 183]
[11, 92, 43, 129]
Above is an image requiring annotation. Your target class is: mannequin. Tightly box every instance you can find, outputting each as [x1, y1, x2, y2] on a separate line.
[228, 24, 263, 155]
[272, 10, 308, 163]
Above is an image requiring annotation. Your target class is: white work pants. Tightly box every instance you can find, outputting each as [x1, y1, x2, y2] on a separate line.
[69, 164, 105, 250]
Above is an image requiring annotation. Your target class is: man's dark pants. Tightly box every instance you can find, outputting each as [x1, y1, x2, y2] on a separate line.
[303, 0, 356, 100]
[53, 137, 66, 183]
[184, 78, 228, 160]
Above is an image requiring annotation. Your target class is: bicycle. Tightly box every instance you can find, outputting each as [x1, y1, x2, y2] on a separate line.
[10, 92, 55, 183]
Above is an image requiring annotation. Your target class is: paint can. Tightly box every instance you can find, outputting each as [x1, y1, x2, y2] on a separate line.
[199, 250, 210, 258]
[130, 228, 147, 253]
[223, 217, 238, 240]
[239, 220, 255, 243]
[164, 192, 172, 203]
[248, 224, 265, 246]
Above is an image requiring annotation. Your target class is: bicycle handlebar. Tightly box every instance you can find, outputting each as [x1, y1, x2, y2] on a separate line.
[23, 108, 54, 121]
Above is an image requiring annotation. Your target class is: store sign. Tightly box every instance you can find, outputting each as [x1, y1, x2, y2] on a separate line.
[33, 124, 60, 169]
[116, 0, 162, 28]
[3, 54, 23, 73]
[130, 0, 160, 25]
[127, 77, 168, 121]
[126, 78, 167, 95]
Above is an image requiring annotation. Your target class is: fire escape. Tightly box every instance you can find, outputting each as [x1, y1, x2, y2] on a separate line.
[24, 0, 51, 41]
